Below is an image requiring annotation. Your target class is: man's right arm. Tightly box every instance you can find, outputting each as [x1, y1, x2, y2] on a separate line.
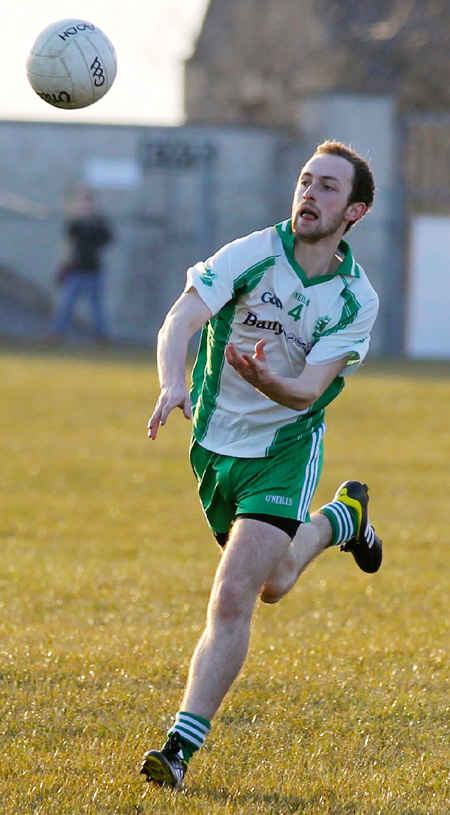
[148, 288, 212, 440]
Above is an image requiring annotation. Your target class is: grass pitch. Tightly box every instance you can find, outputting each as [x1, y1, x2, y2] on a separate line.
[0, 346, 449, 814]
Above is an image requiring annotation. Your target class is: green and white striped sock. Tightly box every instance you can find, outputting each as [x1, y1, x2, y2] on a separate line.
[318, 500, 357, 547]
[168, 711, 211, 763]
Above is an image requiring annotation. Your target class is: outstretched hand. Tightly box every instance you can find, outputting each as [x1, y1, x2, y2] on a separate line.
[147, 385, 192, 440]
[225, 340, 273, 388]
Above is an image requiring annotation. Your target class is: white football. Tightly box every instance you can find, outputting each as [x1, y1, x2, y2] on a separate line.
[26, 19, 117, 109]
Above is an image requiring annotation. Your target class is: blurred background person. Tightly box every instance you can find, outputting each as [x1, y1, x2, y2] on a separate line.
[50, 186, 113, 344]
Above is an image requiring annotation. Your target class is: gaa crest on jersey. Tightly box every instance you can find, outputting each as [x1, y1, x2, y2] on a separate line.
[200, 267, 217, 287]
[312, 316, 331, 339]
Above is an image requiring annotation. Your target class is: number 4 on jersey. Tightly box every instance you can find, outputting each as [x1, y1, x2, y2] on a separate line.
[287, 303, 304, 322]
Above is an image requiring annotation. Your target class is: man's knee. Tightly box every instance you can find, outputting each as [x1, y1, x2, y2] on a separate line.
[259, 583, 285, 605]
[211, 574, 254, 621]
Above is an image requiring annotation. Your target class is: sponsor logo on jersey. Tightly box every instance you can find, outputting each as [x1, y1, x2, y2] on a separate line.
[261, 291, 283, 308]
[244, 311, 283, 335]
[243, 311, 313, 352]
[265, 495, 293, 506]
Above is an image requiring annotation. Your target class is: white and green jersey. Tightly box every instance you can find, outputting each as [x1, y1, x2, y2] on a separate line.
[186, 219, 378, 458]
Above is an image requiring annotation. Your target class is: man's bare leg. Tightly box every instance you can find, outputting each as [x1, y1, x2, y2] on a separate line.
[260, 512, 332, 604]
[180, 517, 292, 721]
[140, 516, 293, 786]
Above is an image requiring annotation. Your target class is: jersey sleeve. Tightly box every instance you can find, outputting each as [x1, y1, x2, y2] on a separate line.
[306, 289, 379, 376]
[184, 240, 240, 316]
[185, 261, 234, 315]
[184, 229, 271, 316]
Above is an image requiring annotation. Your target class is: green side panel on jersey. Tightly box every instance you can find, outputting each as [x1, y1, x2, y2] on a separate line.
[191, 301, 236, 442]
[309, 374, 345, 412]
[265, 408, 324, 456]
[190, 324, 209, 411]
[191, 256, 277, 441]
[265, 376, 345, 456]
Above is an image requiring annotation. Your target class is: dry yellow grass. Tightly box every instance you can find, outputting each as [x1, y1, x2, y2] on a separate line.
[0, 347, 449, 814]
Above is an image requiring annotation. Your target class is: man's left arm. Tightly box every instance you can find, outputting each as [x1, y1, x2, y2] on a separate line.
[225, 340, 348, 411]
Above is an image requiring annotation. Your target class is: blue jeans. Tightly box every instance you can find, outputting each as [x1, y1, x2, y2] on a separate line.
[53, 271, 108, 337]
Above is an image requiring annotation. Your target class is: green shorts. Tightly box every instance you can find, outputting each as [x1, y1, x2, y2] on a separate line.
[190, 424, 324, 539]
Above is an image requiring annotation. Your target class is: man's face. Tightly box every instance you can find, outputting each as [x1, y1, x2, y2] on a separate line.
[291, 153, 359, 243]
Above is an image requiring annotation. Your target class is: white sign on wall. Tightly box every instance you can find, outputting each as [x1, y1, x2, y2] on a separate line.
[84, 158, 141, 190]
[406, 215, 450, 358]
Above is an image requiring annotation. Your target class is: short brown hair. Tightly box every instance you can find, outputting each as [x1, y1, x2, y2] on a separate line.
[313, 140, 375, 232]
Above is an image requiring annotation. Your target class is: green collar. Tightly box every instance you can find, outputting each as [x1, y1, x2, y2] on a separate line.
[275, 219, 360, 287]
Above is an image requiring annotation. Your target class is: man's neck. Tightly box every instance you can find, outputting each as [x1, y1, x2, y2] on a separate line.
[293, 234, 345, 279]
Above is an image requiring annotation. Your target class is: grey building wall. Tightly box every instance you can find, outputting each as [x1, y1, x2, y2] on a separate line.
[0, 107, 397, 353]
[293, 95, 403, 356]
[0, 121, 290, 345]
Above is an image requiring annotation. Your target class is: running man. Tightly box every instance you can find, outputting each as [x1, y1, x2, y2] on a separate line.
[141, 140, 383, 788]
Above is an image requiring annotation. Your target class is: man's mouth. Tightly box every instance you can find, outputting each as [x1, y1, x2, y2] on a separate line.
[298, 207, 319, 221]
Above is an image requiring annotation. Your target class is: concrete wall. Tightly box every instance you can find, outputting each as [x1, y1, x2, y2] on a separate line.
[0, 106, 398, 352]
[293, 94, 403, 356]
[0, 121, 290, 345]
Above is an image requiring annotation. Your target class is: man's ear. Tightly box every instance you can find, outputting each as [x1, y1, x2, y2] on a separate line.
[345, 202, 367, 226]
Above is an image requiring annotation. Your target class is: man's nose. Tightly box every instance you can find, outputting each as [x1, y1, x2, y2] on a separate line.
[302, 183, 316, 199]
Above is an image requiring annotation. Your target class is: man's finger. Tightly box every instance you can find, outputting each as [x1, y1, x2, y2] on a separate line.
[254, 339, 267, 358]
[182, 397, 192, 420]
[148, 402, 166, 439]
[147, 417, 160, 440]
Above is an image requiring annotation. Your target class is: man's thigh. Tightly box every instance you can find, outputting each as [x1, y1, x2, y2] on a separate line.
[212, 516, 292, 598]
